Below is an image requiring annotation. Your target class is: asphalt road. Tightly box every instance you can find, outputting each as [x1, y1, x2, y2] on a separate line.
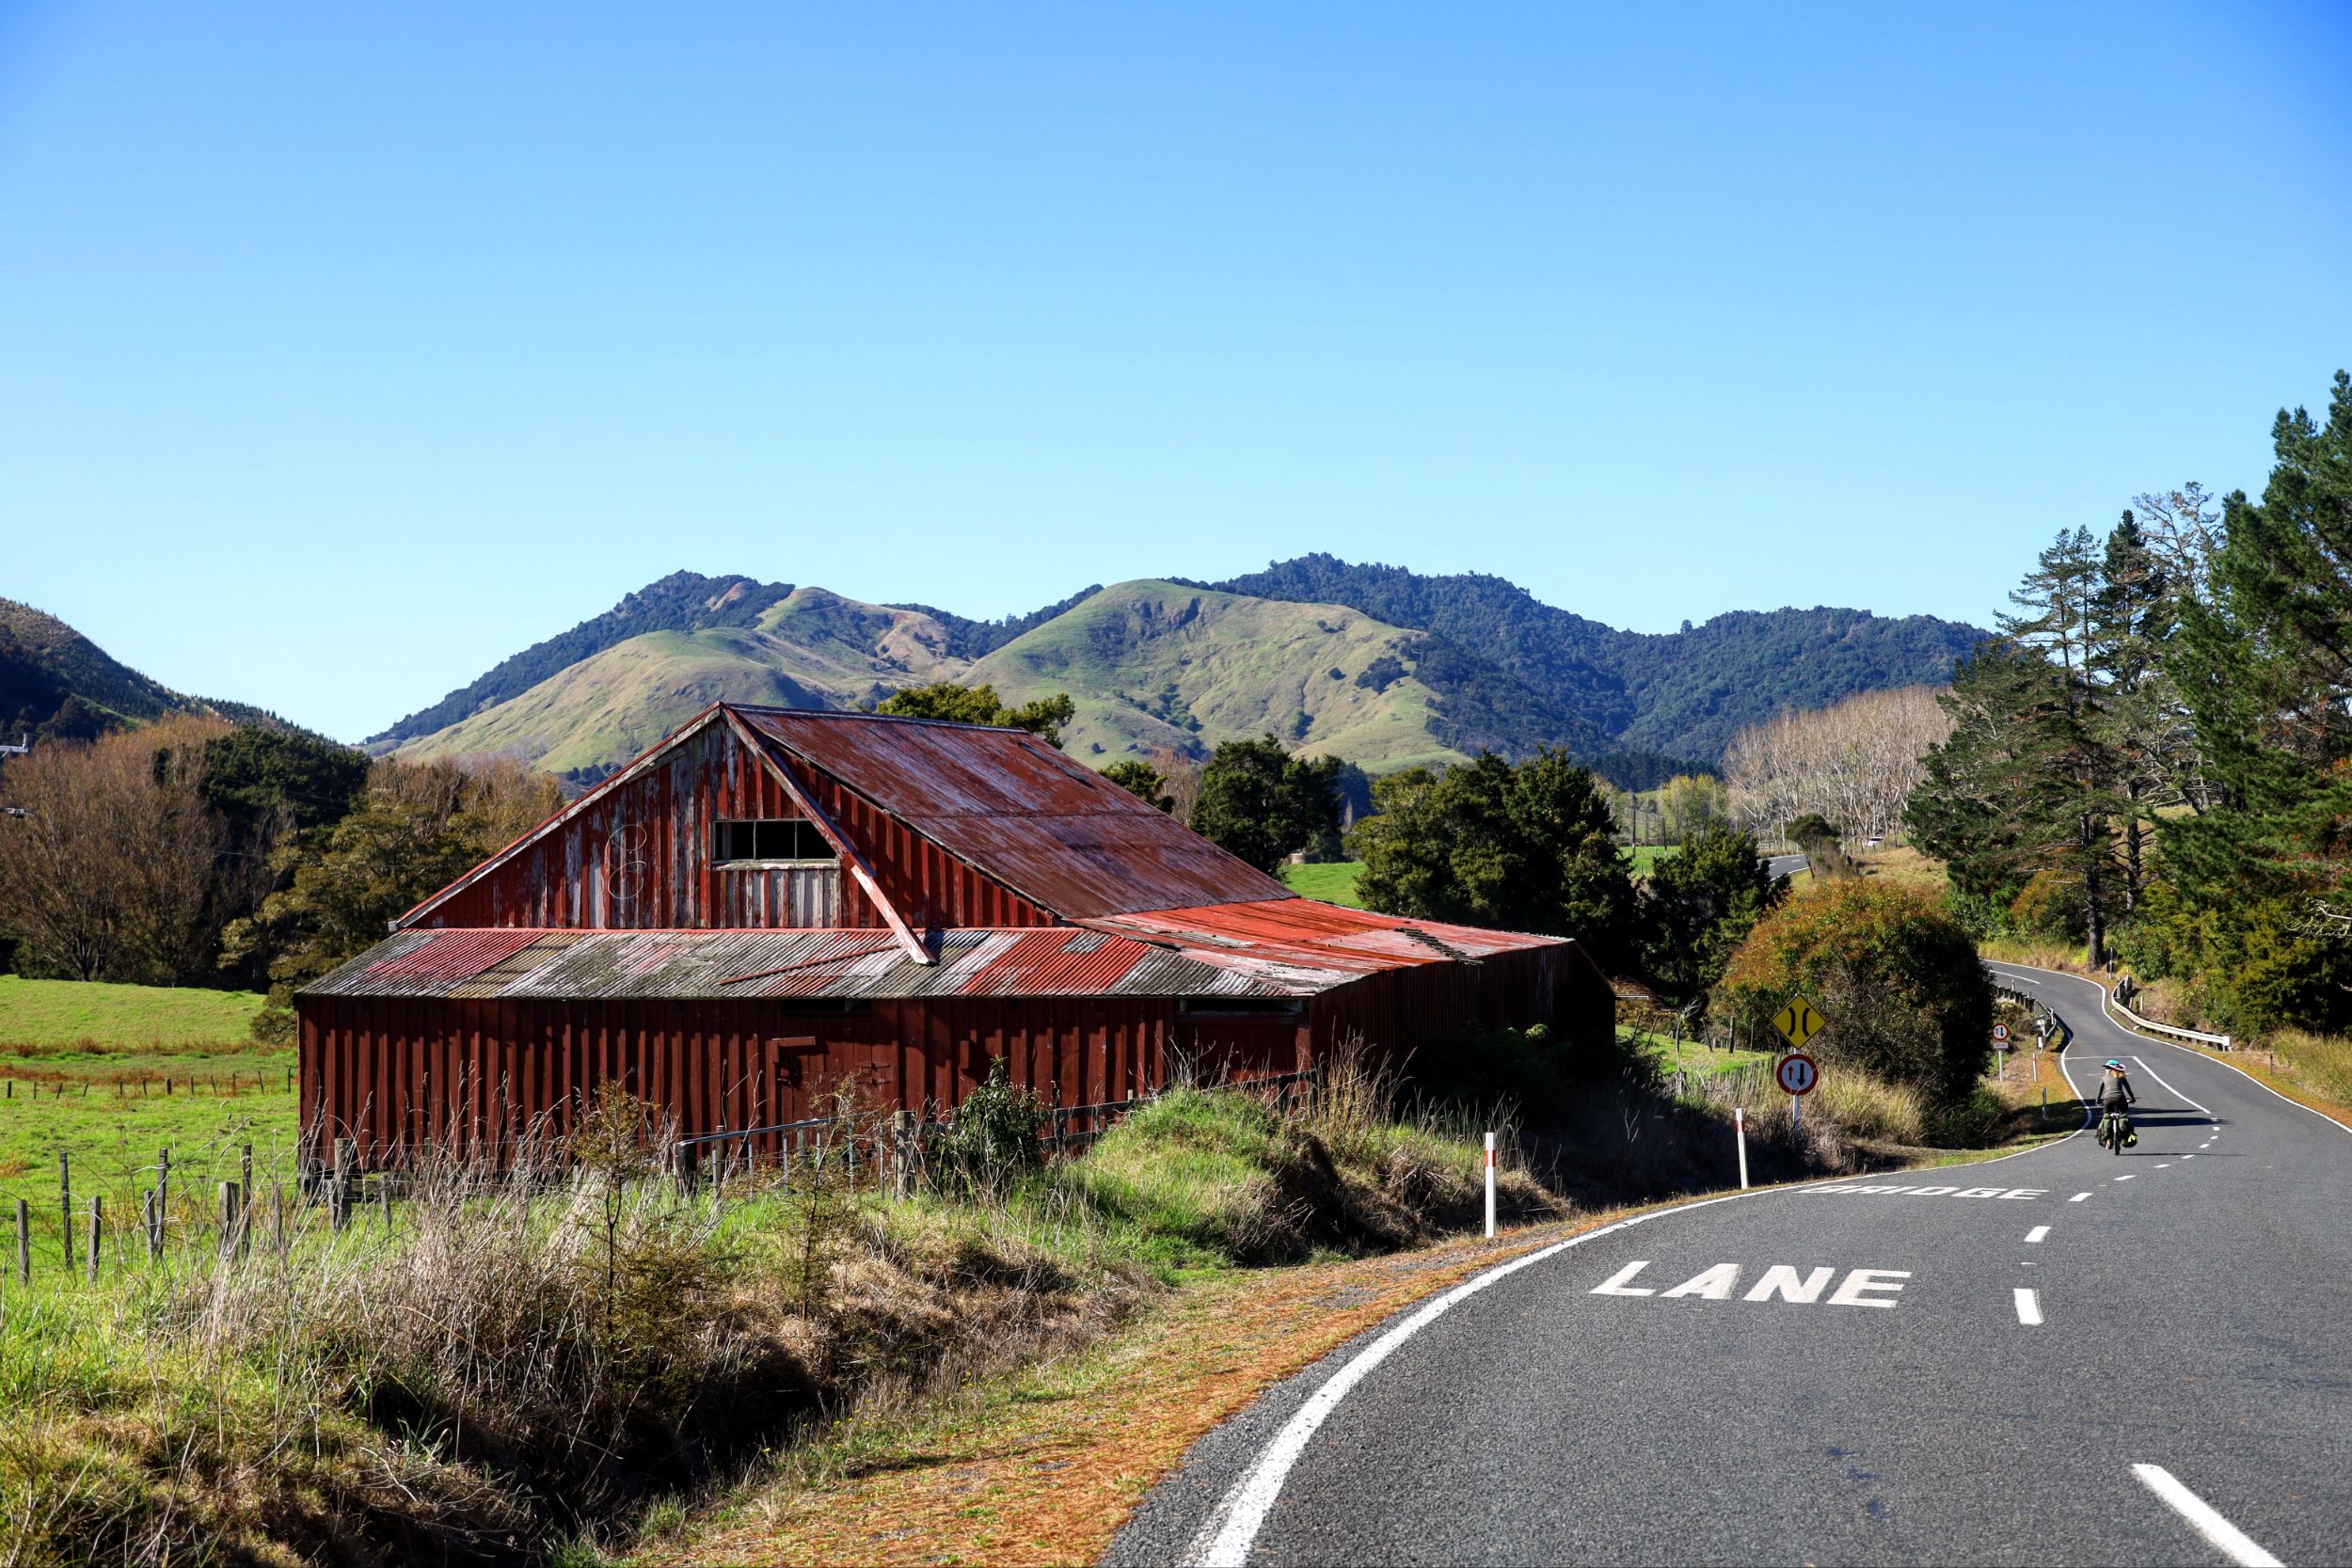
[1112, 962, 2352, 1566]
[1766, 852, 1809, 879]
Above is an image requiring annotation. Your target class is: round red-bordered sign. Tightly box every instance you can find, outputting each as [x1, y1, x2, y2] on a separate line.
[1775, 1053, 1819, 1096]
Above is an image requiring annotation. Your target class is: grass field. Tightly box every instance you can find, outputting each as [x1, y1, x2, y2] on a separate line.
[1280, 860, 1365, 906]
[0, 976, 263, 1048]
[0, 977, 294, 1216]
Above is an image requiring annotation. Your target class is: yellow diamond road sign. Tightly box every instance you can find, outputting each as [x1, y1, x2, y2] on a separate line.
[1773, 997, 1823, 1049]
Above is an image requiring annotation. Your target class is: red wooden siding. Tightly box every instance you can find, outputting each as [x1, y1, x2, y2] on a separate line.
[296, 942, 1598, 1173]
[405, 720, 1048, 931]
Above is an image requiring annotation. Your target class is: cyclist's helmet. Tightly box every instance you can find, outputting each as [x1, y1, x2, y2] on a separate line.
[2104, 1059, 2124, 1069]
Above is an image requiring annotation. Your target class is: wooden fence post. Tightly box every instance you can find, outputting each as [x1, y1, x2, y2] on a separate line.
[273, 1182, 288, 1257]
[85, 1197, 101, 1284]
[57, 1152, 72, 1271]
[157, 1148, 170, 1225]
[890, 1110, 915, 1199]
[217, 1183, 239, 1261]
[241, 1144, 254, 1212]
[143, 1188, 162, 1261]
[13, 1198, 26, 1286]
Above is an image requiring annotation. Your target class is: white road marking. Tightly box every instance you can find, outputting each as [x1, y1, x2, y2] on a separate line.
[1827, 1269, 1909, 1308]
[1180, 1000, 2154, 1568]
[2116, 1174, 2137, 1181]
[2025, 1226, 2050, 1243]
[1590, 1261, 1654, 1296]
[2070, 1192, 2091, 1202]
[1989, 959, 2352, 1142]
[2013, 1289, 2042, 1324]
[1661, 1264, 1741, 1300]
[1186, 1180, 1820, 1566]
[2158, 1163, 2173, 1168]
[2129, 1055, 2214, 1115]
[2131, 1464, 2284, 1567]
[1743, 1265, 1835, 1303]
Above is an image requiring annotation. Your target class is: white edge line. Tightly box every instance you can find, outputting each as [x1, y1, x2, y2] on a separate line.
[1179, 986, 2127, 1567]
[1989, 960, 2352, 1141]
[1184, 1112, 2090, 1567]
[2131, 1464, 2285, 1567]
[2013, 1287, 2042, 1324]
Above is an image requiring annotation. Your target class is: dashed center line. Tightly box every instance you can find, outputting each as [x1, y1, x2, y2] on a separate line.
[2025, 1226, 2050, 1243]
[2115, 1174, 2137, 1181]
[2158, 1163, 2174, 1168]
[2070, 1192, 2091, 1202]
[2013, 1288, 2042, 1325]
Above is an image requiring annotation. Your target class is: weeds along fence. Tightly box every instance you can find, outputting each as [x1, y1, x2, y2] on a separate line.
[0, 1068, 290, 1098]
[1, 1068, 1326, 1292]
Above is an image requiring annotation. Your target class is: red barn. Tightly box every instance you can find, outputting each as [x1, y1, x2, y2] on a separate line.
[298, 704, 1612, 1170]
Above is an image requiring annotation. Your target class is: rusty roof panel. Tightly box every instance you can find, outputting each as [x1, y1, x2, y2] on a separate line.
[1082, 899, 1571, 978]
[303, 926, 1307, 1003]
[731, 707, 1294, 918]
[357, 928, 548, 990]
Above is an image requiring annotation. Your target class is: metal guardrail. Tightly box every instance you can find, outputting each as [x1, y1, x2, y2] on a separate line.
[2102, 987, 2233, 1052]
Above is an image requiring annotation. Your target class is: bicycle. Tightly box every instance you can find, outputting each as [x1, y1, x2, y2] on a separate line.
[2097, 1106, 2135, 1153]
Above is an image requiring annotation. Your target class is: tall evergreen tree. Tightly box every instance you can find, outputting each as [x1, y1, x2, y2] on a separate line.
[2152, 372, 2352, 1029]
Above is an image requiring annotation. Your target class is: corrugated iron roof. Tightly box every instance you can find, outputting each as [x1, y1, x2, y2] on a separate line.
[1080, 900, 1572, 981]
[308, 899, 1581, 1006]
[732, 707, 1294, 919]
[306, 926, 1295, 1003]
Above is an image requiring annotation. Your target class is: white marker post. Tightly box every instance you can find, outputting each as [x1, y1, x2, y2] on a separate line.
[1734, 1107, 1750, 1189]
[1483, 1132, 1497, 1238]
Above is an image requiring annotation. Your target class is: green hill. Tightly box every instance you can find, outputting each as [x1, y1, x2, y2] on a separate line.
[968, 580, 1467, 768]
[0, 598, 285, 741]
[389, 589, 974, 782]
[377, 559, 1989, 783]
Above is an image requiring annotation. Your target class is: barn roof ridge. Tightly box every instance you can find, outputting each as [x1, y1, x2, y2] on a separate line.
[392, 699, 1292, 930]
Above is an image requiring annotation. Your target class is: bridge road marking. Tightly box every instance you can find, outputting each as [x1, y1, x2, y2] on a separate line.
[2131, 1465, 2285, 1567]
[2013, 1289, 2042, 1325]
[2025, 1226, 2049, 1243]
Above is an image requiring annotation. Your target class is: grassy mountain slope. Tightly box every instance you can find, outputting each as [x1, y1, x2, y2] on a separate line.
[966, 580, 1469, 768]
[0, 598, 282, 739]
[391, 590, 970, 778]
[369, 571, 795, 747]
[1209, 554, 1985, 763]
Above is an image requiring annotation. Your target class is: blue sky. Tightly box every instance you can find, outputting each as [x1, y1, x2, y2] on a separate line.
[4, 2, 2347, 742]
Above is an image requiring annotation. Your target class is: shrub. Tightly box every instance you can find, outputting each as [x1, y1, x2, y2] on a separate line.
[1716, 879, 1993, 1103]
[930, 1058, 1047, 1196]
[2007, 868, 2086, 942]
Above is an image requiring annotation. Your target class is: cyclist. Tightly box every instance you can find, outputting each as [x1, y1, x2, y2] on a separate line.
[2093, 1058, 2137, 1150]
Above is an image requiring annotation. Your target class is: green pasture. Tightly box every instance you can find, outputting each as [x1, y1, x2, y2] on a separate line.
[1279, 860, 1365, 907]
[0, 975, 263, 1049]
[0, 978, 295, 1218]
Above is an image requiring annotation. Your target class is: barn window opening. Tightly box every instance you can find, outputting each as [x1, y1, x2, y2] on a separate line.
[713, 818, 833, 863]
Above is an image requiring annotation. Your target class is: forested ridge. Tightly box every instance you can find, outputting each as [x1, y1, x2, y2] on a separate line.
[1206, 555, 1986, 763]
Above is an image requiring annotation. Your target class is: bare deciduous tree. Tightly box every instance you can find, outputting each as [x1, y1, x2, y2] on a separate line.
[0, 716, 256, 984]
[1724, 687, 1952, 847]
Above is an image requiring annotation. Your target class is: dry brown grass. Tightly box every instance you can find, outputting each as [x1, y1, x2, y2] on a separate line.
[644, 1218, 1618, 1568]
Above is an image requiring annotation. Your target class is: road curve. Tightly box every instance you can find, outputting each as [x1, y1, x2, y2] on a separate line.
[1110, 961, 2351, 1567]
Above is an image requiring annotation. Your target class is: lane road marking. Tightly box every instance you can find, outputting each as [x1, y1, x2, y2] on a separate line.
[2115, 1174, 2137, 1181]
[2025, 1226, 2050, 1243]
[2013, 1289, 2042, 1325]
[2070, 1192, 2091, 1202]
[2131, 1464, 2284, 1567]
